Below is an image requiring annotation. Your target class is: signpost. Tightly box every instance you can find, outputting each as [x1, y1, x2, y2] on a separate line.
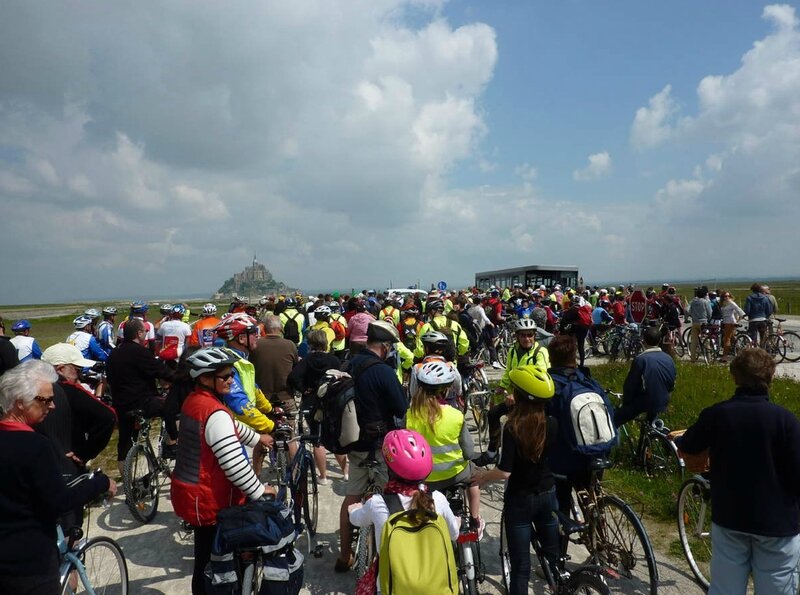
[438, 280, 447, 291]
[629, 290, 647, 323]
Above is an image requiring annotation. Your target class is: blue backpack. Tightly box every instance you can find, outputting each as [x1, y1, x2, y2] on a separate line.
[550, 368, 617, 456]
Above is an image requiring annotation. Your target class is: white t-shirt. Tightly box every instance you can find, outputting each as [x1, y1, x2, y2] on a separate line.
[157, 319, 193, 357]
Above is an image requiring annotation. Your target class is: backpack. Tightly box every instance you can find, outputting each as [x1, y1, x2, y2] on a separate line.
[577, 305, 592, 327]
[457, 311, 479, 348]
[378, 503, 457, 595]
[550, 368, 617, 456]
[329, 319, 346, 343]
[314, 359, 383, 454]
[429, 319, 457, 362]
[400, 317, 419, 350]
[283, 312, 302, 344]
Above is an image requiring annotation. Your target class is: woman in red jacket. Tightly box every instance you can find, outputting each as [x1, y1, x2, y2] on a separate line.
[171, 348, 275, 594]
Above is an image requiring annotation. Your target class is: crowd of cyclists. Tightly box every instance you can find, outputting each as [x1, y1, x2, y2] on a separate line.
[0, 278, 797, 594]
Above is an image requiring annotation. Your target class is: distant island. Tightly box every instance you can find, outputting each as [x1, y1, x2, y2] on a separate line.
[214, 256, 295, 299]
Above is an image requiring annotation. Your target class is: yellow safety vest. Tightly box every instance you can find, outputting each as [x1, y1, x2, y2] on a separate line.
[407, 405, 468, 483]
[330, 312, 348, 352]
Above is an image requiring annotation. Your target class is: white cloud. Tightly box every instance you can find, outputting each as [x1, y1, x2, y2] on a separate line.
[573, 151, 612, 181]
[631, 85, 678, 149]
[514, 163, 538, 182]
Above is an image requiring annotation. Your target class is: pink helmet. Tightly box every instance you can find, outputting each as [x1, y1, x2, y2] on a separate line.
[382, 429, 432, 483]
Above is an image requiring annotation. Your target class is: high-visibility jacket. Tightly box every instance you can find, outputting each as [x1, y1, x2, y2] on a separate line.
[189, 316, 221, 347]
[379, 305, 400, 326]
[407, 404, 468, 483]
[498, 342, 550, 400]
[279, 309, 305, 345]
[329, 313, 348, 352]
[223, 350, 274, 433]
[413, 315, 469, 359]
[310, 321, 336, 353]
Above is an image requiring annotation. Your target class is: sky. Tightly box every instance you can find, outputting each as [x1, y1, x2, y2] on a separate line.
[1, 0, 799, 303]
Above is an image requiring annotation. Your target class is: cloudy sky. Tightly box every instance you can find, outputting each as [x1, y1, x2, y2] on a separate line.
[1, 1, 799, 303]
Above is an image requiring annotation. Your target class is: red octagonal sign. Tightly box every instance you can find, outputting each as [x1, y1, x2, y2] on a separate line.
[629, 290, 647, 324]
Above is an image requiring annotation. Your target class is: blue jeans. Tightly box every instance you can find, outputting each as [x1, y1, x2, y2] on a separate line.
[504, 488, 560, 595]
[710, 523, 800, 595]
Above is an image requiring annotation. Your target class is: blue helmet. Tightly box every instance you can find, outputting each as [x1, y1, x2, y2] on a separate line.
[130, 301, 149, 314]
[11, 319, 31, 332]
[171, 304, 186, 316]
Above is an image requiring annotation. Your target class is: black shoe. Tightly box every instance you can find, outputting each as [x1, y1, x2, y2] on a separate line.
[473, 451, 498, 467]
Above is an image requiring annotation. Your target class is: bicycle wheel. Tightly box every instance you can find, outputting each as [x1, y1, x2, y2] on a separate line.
[458, 542, 478, 595]
[732, 333, 752, 356]
[671, 331, 685, 358]
[593, 494, 658, 595]
[563, 567, 612, 595]
[782, 331, 800, 363]
[499, 514, 511, 593]
[497, 344, 508, 368]
[64, 536, 129, 595]
[300, 460, 319, 536]
[765, 334, 786, 363]
[677, 476, 712, 590]
[353, 526, 375, 579]
[123, 444, 159, 523]
[641, 432, 683, 481]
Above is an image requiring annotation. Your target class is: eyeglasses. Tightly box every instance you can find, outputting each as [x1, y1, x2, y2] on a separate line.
[215, 372, 235, 382]
[518, 332, 535, 338]
[34, 395, 55, 405]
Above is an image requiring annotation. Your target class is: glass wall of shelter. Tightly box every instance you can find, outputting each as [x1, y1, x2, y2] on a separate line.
[475, 267, 578, 291]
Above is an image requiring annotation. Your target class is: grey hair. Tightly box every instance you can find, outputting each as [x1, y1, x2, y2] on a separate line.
[265, 315, 283, 334]
[306, 329, 328, 352]
[0, 360, 58, 412]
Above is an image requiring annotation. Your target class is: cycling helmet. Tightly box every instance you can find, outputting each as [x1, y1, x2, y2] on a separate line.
[382, 429, 432, 483]
[328, 301, 341, 312]
[160, 303, 173, 315]
[427, 298, 444, 312]
[284, 297, 297, 307]
[417, 361, 456, 388]
[214, 313, 259, 341]
[186, 347, 240, 379]
[84, 308, 100, 320]
[421, 330, 450, 348]
[130, 300, 149, 314]
[258, 296, 269, 306]
[73, 315, 93, 329]
[202, 303, 218, 316]
[11, 320, 31, 332]
[367, 320, 400, 343]
[102, 306, 117, 316]
[508, 366, 555, 401]
[354, 299, 367, 312]
[513, 318, 537, 333]
[171, 304, 186, 316]
[708, 291, 718, 299]
[314, 305, 332, 317]
[402, 306, 419, 317]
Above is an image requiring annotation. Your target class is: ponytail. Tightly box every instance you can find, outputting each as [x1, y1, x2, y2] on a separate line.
[408, 485, 435, 525]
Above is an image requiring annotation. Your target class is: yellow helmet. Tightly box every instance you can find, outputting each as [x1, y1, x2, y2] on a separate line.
[508, 366, 555, 401]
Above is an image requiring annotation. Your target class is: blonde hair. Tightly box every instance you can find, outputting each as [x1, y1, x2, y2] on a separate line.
[410, 385, 443, 428]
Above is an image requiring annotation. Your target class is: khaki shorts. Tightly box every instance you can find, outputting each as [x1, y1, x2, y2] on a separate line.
[345, 450, 388, 496]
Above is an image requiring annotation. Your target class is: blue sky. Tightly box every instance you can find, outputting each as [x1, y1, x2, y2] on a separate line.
[1, 1, 798, 303]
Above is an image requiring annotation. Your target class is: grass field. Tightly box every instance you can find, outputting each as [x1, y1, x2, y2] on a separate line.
[669, 281, 800, 316]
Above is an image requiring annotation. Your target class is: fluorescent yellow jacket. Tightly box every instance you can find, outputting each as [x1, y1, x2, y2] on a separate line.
[497, 342, 550, 399]
[379, 305, 400, 326]
[444, 298, 454, 315]
[407, 405, 468, 483]
[226, 351, 274, 433]
[395, 342, 415, 383]
[413, 315, 469, 359]
[279, 308, 305, 346]
[310, 321, 336, 353]
[329, 312, 347, 352]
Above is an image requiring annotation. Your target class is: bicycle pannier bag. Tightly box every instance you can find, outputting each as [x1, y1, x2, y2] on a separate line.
[378, 508, 457, 595]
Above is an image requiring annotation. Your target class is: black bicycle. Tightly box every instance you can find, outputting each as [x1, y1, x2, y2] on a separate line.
[443, 481, 485, 595]
[122, 411, 174, 523]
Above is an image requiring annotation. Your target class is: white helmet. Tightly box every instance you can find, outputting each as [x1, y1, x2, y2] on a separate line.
[186, 348, 239, 379]
[315, 305, 332, 317]
[417, 361, 456, 388]
[513, 318, 537, 333]
[202, 303, 218, 316]
[73, 315, 93, 329]
[84, 308, 100, 320]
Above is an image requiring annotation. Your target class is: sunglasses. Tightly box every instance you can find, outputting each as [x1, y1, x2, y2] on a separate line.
[215, 372, 235, 382]
[34, 395, 55, 405]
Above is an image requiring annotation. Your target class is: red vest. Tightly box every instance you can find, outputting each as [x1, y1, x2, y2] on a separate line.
[170, 388, 246, 526]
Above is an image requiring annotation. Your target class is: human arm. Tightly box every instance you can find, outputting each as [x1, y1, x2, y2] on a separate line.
[475, 426, 513, 486]
[674, 408, 713, 455]
[622, 358, 643, 405]
[433, 491, 461, 540]
[456, 323, 469, 356]
[31, 340, 43, 360]
[459, 418, 475, 460]
[87, 336, 109, 361]
[205, 410, 266, 500]
[223, 370, 275, 433]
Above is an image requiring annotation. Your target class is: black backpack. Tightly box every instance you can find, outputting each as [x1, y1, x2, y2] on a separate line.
[283, 311, 302, 344]
[457, 311, 480, 348]
[429, 319, 458, 362]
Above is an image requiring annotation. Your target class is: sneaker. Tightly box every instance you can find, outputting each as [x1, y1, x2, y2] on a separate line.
[491, 361, 503, 369]
[469, 516, 486, 541]
[317, 476, 329, 486]
[473, 451, 498, 467]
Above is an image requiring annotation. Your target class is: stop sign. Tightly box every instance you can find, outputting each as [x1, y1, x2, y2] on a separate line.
[629, 290, 647, 323]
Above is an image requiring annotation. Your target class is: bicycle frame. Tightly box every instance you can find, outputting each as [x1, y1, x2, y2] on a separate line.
[58, 526, 95, 595]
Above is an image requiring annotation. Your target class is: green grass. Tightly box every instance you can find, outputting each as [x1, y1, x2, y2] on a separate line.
[671, 280, 800, 317]
[591, 360, 800, 523]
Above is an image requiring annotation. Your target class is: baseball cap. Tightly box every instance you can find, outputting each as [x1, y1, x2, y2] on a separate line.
[42, 343, 96, 368]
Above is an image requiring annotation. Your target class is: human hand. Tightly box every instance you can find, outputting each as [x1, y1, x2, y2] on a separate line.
[107, 478, 118, 497]
[259, 433, 274, 449]
[348, 502, 363, 514]
[262, 484, 277, 497]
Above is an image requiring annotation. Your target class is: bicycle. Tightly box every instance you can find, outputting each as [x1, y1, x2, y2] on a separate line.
[352, 451, 385, 579]
[122, 410, 174, 523]
[461, 359, 491, 450]
[442, 481, 484, 595]
[610, 392, 685, 483]
[268, 408, 320, 555]
[499, 505, 610, 594]
[566, 458, 659, 594]
[676, 473, 712, 590]
[58, 472, 129, 595]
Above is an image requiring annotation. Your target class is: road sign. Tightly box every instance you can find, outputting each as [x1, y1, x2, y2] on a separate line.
[629, 290, 647, 323]
[438, 281, 447, 291]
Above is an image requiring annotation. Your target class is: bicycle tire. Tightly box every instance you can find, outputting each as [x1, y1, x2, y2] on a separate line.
[677, 477, 712, 590]
[766, 334, 786, 363]
[672, 330, 686, 358]
[458, 541, 478, 595]
[782, 331, 800, 363]
[123, 444, 159, 523]
[563, 567, 612, 595]
[499, 514, 512, 593]
[302, 460, 319, 536]
[497, 344, 508, 368]
[593, 494, 658, 595]
[641, 432, 684, 481]
[62, 536, 129, 595]
[353, 526, 375, 579]
[732, 333, 752, 357]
